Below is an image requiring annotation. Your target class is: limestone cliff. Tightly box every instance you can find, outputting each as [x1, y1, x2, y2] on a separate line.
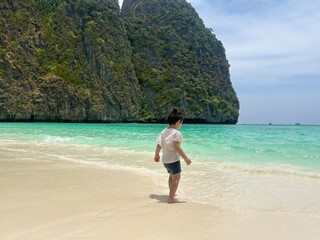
[121, 0, 239, 123]
[0, 0, 140, 122]
[0, 0, 239, 123]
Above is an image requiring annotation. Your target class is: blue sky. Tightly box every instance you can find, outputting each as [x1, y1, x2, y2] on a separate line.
[119, 0, 320, 124]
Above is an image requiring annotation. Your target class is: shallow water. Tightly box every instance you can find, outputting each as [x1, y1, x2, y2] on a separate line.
[1, 123, 320, 215]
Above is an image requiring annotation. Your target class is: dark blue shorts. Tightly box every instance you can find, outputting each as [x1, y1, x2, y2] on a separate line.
[163, 161, 181, 175]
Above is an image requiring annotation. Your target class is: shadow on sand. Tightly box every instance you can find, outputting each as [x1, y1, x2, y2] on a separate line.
[149, 194, 186, 204]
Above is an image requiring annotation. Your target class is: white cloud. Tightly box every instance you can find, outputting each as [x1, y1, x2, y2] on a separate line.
[191, 0, 320, 87]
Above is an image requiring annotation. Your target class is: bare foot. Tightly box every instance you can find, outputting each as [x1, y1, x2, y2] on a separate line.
[167, 197, 178, 204]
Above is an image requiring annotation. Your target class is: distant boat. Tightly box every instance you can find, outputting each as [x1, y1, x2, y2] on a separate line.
[295, 123, 301, 125]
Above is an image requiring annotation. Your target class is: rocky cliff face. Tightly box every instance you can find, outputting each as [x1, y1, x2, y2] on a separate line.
[121, 0, 239, 123]
[0, 0, 239, 123]
[0, 0, 140, 122]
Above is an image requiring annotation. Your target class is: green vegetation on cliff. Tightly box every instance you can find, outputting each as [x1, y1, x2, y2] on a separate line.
[0, 0, 140, 122]
[0, 0, 239, 123]
[122, 0, 239, 123]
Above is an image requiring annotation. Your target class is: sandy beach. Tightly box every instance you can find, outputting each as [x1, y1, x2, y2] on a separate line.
[1, 140, 320, 240]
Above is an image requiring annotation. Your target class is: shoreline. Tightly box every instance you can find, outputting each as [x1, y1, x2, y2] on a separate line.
[0, 118, 237, 124]
[2, 121, 320, 126]
[1, 141, 320, 239]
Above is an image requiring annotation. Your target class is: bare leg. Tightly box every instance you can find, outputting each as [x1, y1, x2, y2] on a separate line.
[168, 174, 173, 190]
[168, 175, 177, 197]
[167, 173, 181, 204]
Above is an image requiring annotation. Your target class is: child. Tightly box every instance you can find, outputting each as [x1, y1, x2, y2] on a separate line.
[154, 108, 191, 203]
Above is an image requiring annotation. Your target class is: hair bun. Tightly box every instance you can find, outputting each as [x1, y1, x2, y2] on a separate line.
[171, 108, 178, 114]
[167, 108, 183, 125]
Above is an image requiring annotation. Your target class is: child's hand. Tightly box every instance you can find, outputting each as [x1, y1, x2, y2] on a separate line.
[185, 158, 192, 165]
[154, 155, 160, 162]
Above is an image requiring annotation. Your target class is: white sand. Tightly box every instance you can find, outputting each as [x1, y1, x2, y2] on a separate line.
[1, 141, 320, 240]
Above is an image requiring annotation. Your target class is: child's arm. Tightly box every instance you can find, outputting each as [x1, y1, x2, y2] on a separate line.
[154, 144, 161, 162]
[173, 141, 191, 165]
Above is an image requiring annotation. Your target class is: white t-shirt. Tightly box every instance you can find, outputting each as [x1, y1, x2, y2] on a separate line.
[157, 128, 183, 164]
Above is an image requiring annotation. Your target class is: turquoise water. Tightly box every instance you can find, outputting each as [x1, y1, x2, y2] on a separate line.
[1, 123, 320, 215]
[1, 122, 319, 172]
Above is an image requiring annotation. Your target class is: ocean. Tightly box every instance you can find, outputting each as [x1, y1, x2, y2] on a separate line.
[1, 123, 319, 215]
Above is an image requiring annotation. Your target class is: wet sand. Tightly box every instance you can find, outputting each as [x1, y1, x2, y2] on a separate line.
[1, 141, 320, 240]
